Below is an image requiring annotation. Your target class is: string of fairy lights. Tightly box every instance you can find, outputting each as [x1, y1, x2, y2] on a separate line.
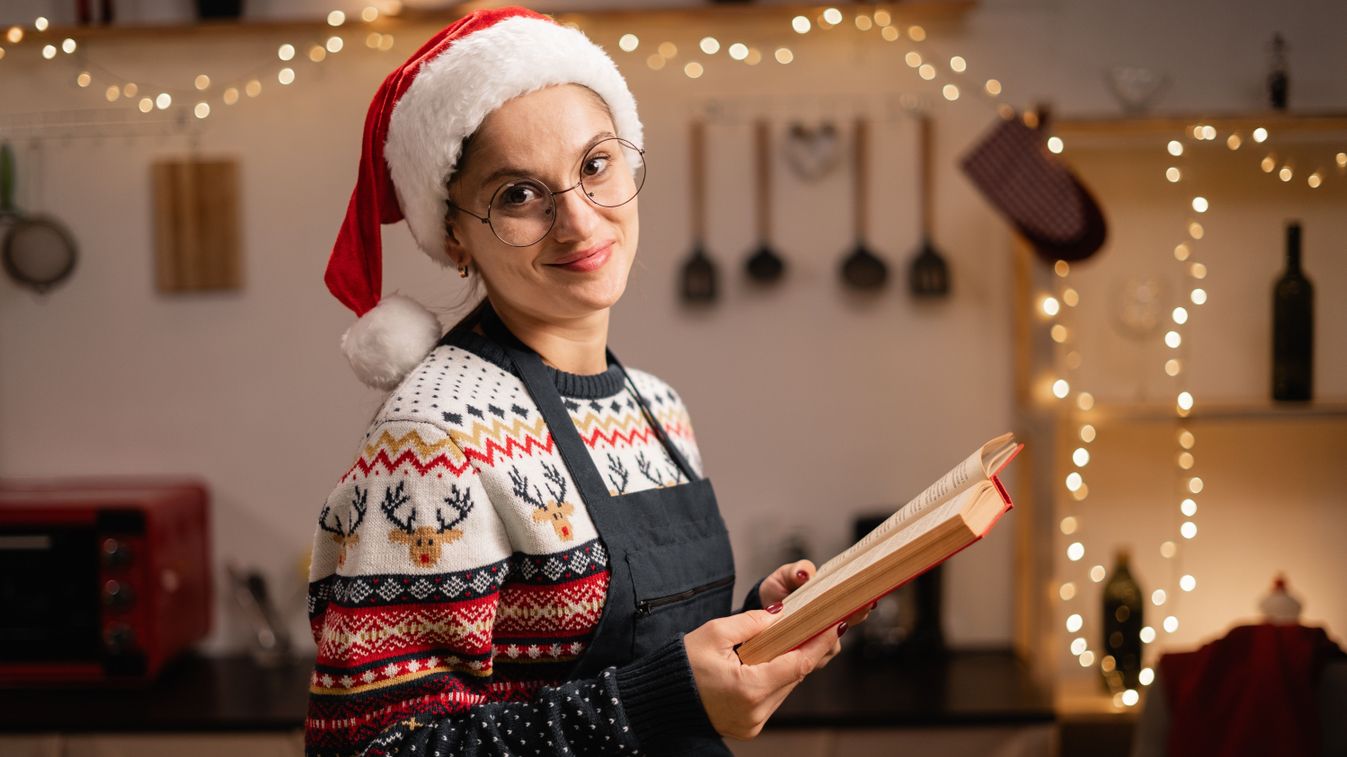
[1, 3, 405, 120]
[1048, 119, 1346, 707]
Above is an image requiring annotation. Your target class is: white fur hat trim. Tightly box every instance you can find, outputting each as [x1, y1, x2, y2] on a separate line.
[384, 15, 643, 265]
[340, 294, 442, 390]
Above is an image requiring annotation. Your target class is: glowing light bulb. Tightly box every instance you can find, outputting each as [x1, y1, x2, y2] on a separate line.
[1090, 565, 1106, 582]
[327, 35, 344, 53]
[327, 10, 346, 26]
[1051, 324, 1068, 343]
[1140, 667, 1155, 686]
[155, 92, 172, 109]
[1167, 140, 1184, 156]
[1073, 448, 1090, 467]
[618, 34, 639, 52]
[1188, 477, 1204, 494]
[1047, 136, 1064, 154]
[774, 48, 793, 64]
[1060, 517, 1078, 535]
[278, 67, 295, 85]
[194, 102, 210, 119]
[1077, 392, 1094, 411]
[1178, 451, 1194, 469]
[1140, 626, 1156, 643]
[1052, 379, 1070, 399]
[1177, 391, 1193, 411]
[1063, 288, 1079, 306]
[1174, 243, 1190, 261]
[1065, 473, 1083, 493]
[1071, 637, 1087, 655]
[1189, 222, 1204, 239]
[138, 97, 153, 113]
[278, 43, 295, 61]
[1181, 498, 1197, 516]
[35, 17, 49, 31]
[1165, 359, 1181, 376]
[1191, 288, 1207, 305]
[822, 7, 843, 25]
[1160, 541, 1177, 558]
[1180, 521, 1197, 539]
[1227, 133, 1242, 150]
[1079, 650, 1095, 667]
[985, 79, 1002, 96]
[684, 61, 704, 78]
[361, 6, 380, 22]
[855, 15, 873, 31]
[792, 15, 811, 33]
[1191, 196, 1208, 213]
[62, 38, 77, 54]
[1122, 689, 1139, 707]
[1253, 127, 1268, 143]
[1066, 613, 1083, 632]
[1164, 615, 1179, 633]
[1067, 541, 1084, 561]
[1166, 167, 1181, 182]
[699, 36, 720, 55]
[905, 51, 922, 68]
[1080, 425, 1096, 443]
[77, 72, 92, 87]
[1171, 306, 1189, 325]
[245, 79, 262, 97]
[908, 25, 926, 41]
[950, 55, 967, 72]
[1041, 296, 1061, 316]
[1060, 582, 1077, 600]
[223, 87, 239, 105]
[880, 25, 899, 42]
[1180, 574, 1196, 591]
[42, 44, 57, 59]
[942, 84, 960, 101]
[1308, 172, 1323, 189]
[918, 63, 936, 80]
[1152, 589, 1167, 606]
[1165, 330, 1182, 349]
[728, 43, 748, 60]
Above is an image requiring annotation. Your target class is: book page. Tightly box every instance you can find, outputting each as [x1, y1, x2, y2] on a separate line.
[781, 486, 981, 615]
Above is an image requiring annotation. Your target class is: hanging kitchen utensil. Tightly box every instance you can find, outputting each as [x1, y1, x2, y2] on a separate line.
[839, 117, 889, 291]
[745, 119, 785, 284]
[1, 142, 79, 295]
[680, 118, 719, 304]
[783, 120, 843, 183]
[909, 114, 951, 298]
[960, 114, 1107, 262]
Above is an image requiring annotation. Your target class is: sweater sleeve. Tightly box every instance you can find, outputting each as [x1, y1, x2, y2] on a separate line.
[305, 418, 719, 756]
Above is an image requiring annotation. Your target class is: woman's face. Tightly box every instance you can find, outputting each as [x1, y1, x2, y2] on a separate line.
[445, 84, 639, 325]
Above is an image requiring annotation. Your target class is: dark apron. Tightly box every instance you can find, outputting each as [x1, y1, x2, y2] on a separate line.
[481, 308, 735, 756]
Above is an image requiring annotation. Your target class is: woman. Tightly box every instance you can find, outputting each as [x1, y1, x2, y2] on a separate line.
[309, 8, 868, 756]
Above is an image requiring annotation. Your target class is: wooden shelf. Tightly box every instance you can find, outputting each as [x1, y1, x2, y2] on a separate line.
[1028, 399, 1347, 425]
[14, 1, 974, 44]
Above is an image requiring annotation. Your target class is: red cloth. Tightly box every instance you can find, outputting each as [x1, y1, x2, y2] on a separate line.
[323, 6, 545, 317]
[1160, 623, 1346, 757]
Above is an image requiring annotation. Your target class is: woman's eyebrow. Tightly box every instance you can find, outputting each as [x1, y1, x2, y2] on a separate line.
[477, 131, 618, 194]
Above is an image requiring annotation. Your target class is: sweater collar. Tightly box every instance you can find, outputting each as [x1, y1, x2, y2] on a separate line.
[439, 325, 627, 400]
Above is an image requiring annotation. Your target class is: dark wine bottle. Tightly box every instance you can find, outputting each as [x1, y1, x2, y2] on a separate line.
[1102, 548, 1143, 692]
[1273, 222, 1314, 402]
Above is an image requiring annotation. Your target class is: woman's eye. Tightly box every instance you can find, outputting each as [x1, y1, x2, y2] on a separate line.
[501, 183, 542, 206]
[583, 155, 610, 177]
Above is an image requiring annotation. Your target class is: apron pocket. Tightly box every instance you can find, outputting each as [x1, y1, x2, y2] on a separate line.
[626, 536, 735, 659]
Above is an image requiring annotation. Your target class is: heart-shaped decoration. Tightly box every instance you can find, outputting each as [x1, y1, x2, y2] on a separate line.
[782, 121, 842, 182]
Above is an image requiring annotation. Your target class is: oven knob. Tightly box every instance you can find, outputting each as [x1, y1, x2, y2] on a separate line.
[102, 579, 136, 610]
[103, 623, 136, 653]
[101, 538, 133, 569]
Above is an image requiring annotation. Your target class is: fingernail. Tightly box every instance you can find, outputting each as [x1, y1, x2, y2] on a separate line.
[766, 602, 783, 614]
[837, 622, 848, 638]
[796, 570, 810, 582]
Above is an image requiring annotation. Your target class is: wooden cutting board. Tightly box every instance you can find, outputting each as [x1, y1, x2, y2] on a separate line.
[152, 157, 241, 292]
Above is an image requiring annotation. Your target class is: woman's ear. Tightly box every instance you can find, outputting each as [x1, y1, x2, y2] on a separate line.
[444, 218, 470, 269]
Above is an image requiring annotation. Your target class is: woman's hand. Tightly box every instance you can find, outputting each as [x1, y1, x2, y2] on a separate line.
[756, 560, 872, 670]
[684, 609, 841, 740]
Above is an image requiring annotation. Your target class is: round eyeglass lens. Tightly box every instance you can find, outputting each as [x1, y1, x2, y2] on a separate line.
[487, 137, 646, 246]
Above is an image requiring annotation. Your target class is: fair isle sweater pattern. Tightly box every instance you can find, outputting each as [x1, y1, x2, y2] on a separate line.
[305, 330, 705, 756]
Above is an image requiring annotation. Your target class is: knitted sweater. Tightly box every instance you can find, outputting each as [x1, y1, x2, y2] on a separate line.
[305, 327, 724, 756]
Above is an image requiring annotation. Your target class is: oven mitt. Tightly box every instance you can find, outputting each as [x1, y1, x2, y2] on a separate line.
[960, 116, 1107, 262]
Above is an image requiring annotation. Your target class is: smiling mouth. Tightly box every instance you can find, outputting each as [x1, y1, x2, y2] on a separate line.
[549, 242, 613, 266]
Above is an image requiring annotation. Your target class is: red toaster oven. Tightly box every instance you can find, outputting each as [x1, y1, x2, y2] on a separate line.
[0, 478, 212, 684]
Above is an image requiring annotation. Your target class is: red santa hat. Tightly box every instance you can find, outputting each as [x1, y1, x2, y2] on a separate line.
[325, 6, 643, 389]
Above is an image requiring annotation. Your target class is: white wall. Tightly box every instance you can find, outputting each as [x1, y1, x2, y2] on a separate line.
[2, 0, 1344, 656]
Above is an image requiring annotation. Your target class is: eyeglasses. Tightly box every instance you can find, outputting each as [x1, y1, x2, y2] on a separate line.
[446, 136, 647, 248]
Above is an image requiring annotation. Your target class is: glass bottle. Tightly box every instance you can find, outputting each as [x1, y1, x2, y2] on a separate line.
[1102, 548, 1144, 692]
[1273, 222, 1314, 402]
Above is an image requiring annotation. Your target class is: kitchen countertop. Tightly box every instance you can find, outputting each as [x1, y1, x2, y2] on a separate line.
[0, 646, 1052, 733]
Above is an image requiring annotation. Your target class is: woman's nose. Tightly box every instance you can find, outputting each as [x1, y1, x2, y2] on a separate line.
[549, 186, 603, 242]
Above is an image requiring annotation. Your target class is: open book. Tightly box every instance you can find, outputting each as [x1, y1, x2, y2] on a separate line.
[736, 433, 1022, 665]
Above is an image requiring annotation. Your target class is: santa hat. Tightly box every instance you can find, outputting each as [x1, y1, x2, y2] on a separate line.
[325, 6, 643, 389]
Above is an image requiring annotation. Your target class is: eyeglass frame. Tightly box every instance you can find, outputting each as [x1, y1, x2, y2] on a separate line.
[444, 136, 647, 248]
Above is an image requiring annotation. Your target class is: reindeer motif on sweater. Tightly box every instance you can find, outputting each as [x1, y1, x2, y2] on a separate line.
[380, 480, 474, 567]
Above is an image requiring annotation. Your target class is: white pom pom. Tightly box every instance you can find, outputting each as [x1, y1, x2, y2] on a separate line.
[340, 294, 442, 390]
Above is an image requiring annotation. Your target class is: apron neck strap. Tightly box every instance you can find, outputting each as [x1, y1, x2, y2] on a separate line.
[478, 303, 699, 494]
